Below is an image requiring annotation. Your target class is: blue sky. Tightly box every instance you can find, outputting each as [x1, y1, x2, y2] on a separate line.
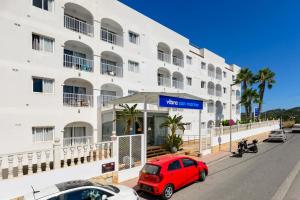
[120, 0, 300, 111]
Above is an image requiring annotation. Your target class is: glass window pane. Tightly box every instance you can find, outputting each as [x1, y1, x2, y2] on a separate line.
[33, 78, 43, 92]
[33, 0, 43, 9]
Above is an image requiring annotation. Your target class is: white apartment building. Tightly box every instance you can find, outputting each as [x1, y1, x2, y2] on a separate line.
[0, 0, 241, 154]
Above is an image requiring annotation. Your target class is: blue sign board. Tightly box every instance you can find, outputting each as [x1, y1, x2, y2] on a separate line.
[255, 108, 259, 117]
[159, 95, 203, 110]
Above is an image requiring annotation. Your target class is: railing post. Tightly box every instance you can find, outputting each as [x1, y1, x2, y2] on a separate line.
[27, 153, 33, 175]
[53, 138, 61, 169]
[36, 152, 42, 173]
[45, 150, 51, 171]
[17, 154, 23, 177]
[8, 155, 14, 179]
[111, 135, 119, 172]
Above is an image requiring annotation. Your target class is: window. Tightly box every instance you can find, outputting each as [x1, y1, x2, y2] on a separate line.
[168, 160, 182, 171]
[128, 90, 138, 95]
[60, 189, 112, 200]
[128, 31, 139, 44]
[223, 71, 227, 78]
[33, 77, 54, 93]
[201, 122, 206, 129]
[223, 103, 227, 109]
[186, 56, 192, 65]
[182, 158, 196, 168]
[223, 87, 227, 94]
[201, 62, 206, 69]
[232, 89, 235, 95]
[186, 77, 192, 86]
[32, 34, 54, 52]
[201, 81, 206, 88]
[128, 60, 139, 73]
[32, 127, 54, 143]
[33, 0, 54, 12]
[185, 123, 192, 130]
[232, 75, 235, 81]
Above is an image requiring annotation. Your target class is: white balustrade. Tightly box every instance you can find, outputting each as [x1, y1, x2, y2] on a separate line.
[64, 15, 94, 36]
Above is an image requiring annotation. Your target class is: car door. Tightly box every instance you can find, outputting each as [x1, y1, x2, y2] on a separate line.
[166, 159, 185, 189]
[181, 158, 199, 185]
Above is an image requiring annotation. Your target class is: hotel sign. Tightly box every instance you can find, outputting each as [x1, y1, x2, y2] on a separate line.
[159, 95, 203, 110]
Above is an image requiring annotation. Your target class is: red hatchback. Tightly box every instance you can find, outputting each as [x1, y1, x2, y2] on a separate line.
[138, 155, 208, 199]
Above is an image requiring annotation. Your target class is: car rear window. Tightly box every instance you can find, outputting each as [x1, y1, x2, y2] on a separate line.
[142, 164, 161, 175]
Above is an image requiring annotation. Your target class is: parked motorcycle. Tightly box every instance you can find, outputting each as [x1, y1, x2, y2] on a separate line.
[236, 140, 245, 157]
[243, 139, 258, 153]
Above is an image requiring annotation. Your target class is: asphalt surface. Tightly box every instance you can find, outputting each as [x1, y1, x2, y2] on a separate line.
[138, 131, 300, 200]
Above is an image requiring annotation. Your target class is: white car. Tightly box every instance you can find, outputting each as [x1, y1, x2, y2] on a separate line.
[268, 130, 287, 142]
[24, 180, 139, 200]
[292, 124, 300, 133]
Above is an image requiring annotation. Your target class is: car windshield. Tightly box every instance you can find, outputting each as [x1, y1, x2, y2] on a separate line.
[142, 164, 161, 175]
[271, 131, 282, 134]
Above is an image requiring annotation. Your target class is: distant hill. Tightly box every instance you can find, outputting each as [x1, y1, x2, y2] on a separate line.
[241, 107, 300, 123]
[264, 107, 300, 122]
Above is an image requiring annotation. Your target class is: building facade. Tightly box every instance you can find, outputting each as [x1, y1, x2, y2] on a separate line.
[0, 0, 241, 154]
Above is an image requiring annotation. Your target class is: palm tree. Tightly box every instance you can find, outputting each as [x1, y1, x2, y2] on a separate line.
[160, 115, 188, 152]
[235, 68, 254, 118]
[118, 104, 141, 135]
[241, 88, 259, 121]
[254, 67, 276, 119]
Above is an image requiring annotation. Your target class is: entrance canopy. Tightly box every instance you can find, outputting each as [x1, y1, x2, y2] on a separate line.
[109, 92, 207, 105]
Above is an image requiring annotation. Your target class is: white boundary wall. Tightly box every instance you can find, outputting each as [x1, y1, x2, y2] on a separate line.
[0, 158, 115, 200]
[212, 123, 280, 146]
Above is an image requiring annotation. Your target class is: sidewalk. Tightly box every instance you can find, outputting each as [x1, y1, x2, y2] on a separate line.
[120, 151, 231, 189]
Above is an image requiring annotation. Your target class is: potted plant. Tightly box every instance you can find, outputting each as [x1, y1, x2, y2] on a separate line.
[160, 115, 188, 153]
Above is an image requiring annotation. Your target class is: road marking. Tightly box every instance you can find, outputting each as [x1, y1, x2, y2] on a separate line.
[271, 160, 300, 200]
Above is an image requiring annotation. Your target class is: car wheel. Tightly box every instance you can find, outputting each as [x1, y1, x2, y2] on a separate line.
[199, 170, 206, 182]
[161, 184, 174, 200]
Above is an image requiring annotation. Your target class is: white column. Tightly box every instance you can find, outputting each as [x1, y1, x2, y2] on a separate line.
[198, 110, 202, 156]
[143, 96, 148, 163]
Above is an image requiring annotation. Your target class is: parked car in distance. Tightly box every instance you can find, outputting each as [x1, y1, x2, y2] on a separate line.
[292, 124, 300, 133]
[138, 155, 208, 199]
[24, 180, 139, 200]
[268, 129, 287, 142]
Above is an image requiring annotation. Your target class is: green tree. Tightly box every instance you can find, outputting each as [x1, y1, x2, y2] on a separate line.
[118, 104, 141, 135]
[160, 115, 188, 151]
[241, 88, 259, 121]
[235, 68, 254, 118]
[254, 67, 276, 119]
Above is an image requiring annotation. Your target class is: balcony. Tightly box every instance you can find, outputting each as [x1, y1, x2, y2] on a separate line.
[63, 93, 93, 107]
[173, 57, 184, 67]
[216, 84, 222, 97]
[157, 42, 171, 63]
[208, 64, 215, 78]
[101, 62, 123, 77]
[172, 80, 184, 89]
[157, 51, 171, 63]
[64, 15, 94, 36]
[100, 94, 121, 107]
[216, 67, 222, 80]
[64, 54, 93, 72]
[101, 28, 123, 46]
[172, 72, 184, 89]
[63, 136, 93, 146]
[158, 76, 171, 87]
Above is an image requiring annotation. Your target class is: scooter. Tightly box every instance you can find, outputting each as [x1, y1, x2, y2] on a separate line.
[236, 140, 245, 157]
[243, 139, 258, 153]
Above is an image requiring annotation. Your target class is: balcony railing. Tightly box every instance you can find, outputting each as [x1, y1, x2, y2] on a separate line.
[64, 15, 94, 36]
[100, 95, 121, 107]
[158, 76, 171, 87]
[63, 93, 93, 107]
[101, 28, 123, 46]
[173, 57, 184, 67]
[208, 71, 215, 78]
[101, 63, 123, 77]
[216, 90, 222, 97]
[216, 73, 222, 80]
[157, 51, 171, 63]
[63, 54, 94, 72]
[63, 136, 93, 146]
[172, 80, 184, 89]
[208, 88, 215, 95]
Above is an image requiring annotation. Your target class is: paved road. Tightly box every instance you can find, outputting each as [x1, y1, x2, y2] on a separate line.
[138, 132, 300, 200]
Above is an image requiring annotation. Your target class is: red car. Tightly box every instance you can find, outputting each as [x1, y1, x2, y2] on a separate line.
[138, 155, 208, 199]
